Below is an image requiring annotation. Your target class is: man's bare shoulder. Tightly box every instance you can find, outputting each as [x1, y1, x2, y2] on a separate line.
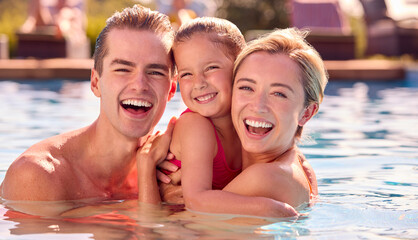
[1, 128, 88, 201]
[1, 151, 67, 200]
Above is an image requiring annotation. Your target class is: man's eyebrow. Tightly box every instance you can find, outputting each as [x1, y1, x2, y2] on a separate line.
[271, 83, 294, 93]
[110, 59, 136, 67]
[147, 63, 169, 72]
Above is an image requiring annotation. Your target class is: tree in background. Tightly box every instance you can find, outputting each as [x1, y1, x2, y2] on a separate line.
[216, 0, 289, 36]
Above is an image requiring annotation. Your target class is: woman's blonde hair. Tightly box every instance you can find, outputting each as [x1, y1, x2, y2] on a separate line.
[234, 28, 328, 137]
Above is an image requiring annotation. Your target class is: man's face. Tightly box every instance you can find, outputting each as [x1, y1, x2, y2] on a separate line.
[91, 29, 175, 139]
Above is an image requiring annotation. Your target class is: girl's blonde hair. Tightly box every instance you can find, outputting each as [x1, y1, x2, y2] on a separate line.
[234, 28, 328, 138]
[174, 17, 246, 61]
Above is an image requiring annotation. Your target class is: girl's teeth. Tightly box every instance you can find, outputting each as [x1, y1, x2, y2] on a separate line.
[196, 93, 216, 102]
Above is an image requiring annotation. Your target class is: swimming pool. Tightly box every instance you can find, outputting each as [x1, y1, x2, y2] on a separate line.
[0, 74, 417, 239]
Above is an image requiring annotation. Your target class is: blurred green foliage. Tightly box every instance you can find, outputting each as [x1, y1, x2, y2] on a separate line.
[216, 0, 290, 34]
[0, 0, 28, 57]
[0, 0, 367, 59]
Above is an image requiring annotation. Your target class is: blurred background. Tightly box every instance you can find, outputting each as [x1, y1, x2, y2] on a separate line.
[0, 0, 416, 60]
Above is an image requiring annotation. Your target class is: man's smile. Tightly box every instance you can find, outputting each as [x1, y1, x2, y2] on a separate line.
[121, 99, 153, 114]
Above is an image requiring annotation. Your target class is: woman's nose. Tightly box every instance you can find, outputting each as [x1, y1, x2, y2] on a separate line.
[250, 92, 269, 113]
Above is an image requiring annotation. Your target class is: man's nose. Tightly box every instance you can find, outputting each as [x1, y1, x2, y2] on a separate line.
[132, 73, 149, 91]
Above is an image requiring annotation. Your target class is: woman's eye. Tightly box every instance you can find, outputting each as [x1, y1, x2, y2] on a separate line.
[238, 86, 253, 91]
[274, 92, 287, 98]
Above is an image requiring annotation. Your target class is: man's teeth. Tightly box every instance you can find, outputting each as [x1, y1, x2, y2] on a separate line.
[245, 119, 272, 128]
[122, 99, 152, 107]
[196, 93, 216, 102]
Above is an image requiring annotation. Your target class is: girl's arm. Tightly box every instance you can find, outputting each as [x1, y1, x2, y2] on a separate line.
[176, 113, 298, 217]
[137, 118, 176, 204]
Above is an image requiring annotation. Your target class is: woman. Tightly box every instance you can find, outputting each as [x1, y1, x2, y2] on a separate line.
[138, 28, 327, 216]
[222, 28, 327, 208]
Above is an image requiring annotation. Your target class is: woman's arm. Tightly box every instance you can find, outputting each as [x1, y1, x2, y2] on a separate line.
[176, 113, 298, 217]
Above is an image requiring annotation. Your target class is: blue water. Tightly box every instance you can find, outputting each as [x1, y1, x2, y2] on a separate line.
[0, 75, 417, 239]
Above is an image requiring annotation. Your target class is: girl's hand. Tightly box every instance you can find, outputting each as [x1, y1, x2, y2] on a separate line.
[137, 117, 177, 169]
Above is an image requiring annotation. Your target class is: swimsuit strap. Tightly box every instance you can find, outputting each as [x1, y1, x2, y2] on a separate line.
[298, 155, 313, 198]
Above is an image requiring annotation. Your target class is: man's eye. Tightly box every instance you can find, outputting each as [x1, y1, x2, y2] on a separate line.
[149, 71, 165, 76]
[115, 68, 130, 73]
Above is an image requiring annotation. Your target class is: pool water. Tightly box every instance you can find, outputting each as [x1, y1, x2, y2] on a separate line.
[0, 77, 417, 239]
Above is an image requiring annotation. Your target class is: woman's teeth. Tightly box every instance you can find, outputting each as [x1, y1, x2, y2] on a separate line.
[245, 119, 273, 128]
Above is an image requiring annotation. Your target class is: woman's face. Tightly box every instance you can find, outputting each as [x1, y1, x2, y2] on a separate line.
[231, 52, 309, 155]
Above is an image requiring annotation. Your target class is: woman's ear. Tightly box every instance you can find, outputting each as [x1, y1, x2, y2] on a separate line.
[167, 74, 178, 101]
[298, 103, 318, 126]
[91, 69, 101, 97]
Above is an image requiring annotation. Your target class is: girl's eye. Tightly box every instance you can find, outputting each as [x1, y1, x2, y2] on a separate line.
[206, 65, 219, 71]
[180, 72, 191, 78]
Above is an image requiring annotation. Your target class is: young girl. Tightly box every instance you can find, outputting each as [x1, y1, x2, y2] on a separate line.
[138, 18, 301, 217]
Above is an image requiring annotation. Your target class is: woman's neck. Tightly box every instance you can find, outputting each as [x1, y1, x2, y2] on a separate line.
[241, 144, 297, 170]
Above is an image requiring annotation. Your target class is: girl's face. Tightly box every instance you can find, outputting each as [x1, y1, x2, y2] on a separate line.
[232, 52, 312, 155]
[174, 33, 234, 118]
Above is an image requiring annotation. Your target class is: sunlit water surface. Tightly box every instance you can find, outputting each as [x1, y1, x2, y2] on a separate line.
[0, 76, 417, 239]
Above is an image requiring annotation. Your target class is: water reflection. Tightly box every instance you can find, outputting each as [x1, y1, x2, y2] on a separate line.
[0, 79, 417, 239]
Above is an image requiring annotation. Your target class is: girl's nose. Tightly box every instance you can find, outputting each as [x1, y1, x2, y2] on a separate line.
[193, 73, 208, 90]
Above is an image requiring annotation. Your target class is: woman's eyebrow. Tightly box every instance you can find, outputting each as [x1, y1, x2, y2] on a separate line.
[235, 78, 256, 84]
[271, 83, 294, 93]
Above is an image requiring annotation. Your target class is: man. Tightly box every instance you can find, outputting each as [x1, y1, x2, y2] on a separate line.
[0, 5, 177, 203]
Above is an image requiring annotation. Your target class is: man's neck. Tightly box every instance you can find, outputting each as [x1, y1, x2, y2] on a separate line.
[78, 119, 141, 188]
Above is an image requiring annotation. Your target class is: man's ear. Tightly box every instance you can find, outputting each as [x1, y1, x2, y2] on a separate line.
[91, 69, 101, 97]
[167, 74, 177, 101]
[298, 103, 318, 126]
